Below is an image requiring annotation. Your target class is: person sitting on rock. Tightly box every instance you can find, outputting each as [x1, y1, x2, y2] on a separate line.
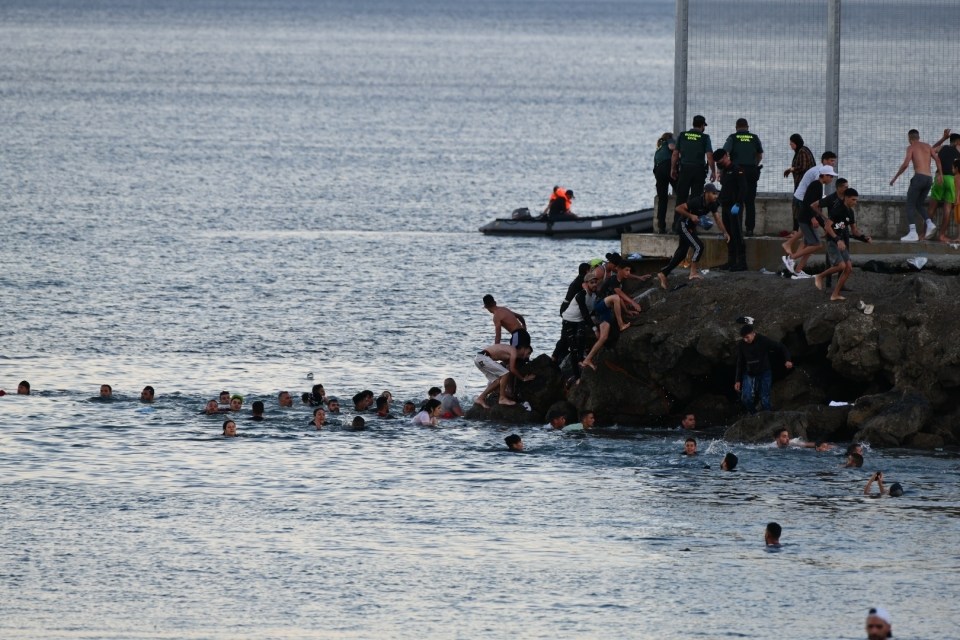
[735, 325, 793, 413]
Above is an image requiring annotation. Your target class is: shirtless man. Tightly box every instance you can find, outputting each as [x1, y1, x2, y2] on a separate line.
[482, 294, 526, 346]
[473, 342, 535, 407]
[890, 129, 943, 242]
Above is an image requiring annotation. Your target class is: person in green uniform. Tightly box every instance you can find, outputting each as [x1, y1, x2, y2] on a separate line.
[653, 132, 676, 234]
[670, 114, 716, 232]
[722, 118, 764, 236]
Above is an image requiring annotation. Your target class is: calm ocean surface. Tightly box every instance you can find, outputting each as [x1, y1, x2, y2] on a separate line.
[1, 1, 957, 638]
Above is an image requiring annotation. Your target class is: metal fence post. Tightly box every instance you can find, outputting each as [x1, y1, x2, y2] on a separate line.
[673, 0, 688, 136]
[825, 0, 841, 170]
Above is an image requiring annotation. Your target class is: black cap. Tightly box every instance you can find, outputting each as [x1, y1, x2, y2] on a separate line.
[703, 183, 719, 194]
[693, 114, 707, 127]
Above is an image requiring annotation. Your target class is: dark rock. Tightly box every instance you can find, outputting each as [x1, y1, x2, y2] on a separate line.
[528, 270, 960, 449]
[802, 404, 854, 443]
[465, 354, 564, 424]
[851, 391, 931, 447]
[906, 432, 944, 450]
[725, 411, 809, 443]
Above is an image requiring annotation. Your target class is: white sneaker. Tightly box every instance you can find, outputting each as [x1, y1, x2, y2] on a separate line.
[781, 255, 796, 274]
[901, 229, 919, 242]
[925, 222, 937, 239]
[795, 271, 812, 279]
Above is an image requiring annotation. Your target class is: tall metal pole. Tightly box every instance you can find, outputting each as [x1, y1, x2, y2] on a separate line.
[825, 0, 841, 162]
[673, 0, 689, 136]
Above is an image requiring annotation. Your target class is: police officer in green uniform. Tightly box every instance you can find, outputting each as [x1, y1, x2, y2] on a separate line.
[722, 118, 763, 236]
[671, 114, 716, 232]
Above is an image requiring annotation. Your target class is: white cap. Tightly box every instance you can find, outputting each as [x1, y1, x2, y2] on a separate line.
[820, 165, 838, 177]
[867, 607, 892, 626]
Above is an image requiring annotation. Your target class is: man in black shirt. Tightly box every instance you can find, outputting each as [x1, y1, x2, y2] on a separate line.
[814, 188, 871, 301]
[714, 149, 747, 271]
[735, 325, 793, 413]
[657, 184, 728, 289]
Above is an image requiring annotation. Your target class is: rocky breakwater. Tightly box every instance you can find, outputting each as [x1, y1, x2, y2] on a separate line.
[558, 268, 960, 449]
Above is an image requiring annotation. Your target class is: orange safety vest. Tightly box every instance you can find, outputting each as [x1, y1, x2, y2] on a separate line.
[548, 186, 571, 211]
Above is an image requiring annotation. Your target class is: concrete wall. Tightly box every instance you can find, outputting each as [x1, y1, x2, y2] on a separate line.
[655, 193, 929, 241]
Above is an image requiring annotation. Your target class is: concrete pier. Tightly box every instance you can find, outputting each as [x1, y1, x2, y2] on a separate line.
[625, 193, 960, 272]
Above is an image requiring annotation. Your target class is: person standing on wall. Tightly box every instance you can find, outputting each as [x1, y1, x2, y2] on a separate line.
[653, 132, 676, 234]
[723, 118, 763, 236]
[714, 149, 747, 271]
[670, 114, 716, 232]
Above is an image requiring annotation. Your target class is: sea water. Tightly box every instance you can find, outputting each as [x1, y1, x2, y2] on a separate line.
[0, 1, 958, 638]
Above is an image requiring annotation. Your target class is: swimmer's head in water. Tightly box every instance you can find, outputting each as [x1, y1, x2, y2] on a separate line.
[888, 482, 903, 497]
[99, 384, 112, 398]
[774, 428, 791, 447]
[505, 434, 523, 451]
[222, 420, 237, 437]
[683, 438, 697, 456]
[721, 452, 738, 471]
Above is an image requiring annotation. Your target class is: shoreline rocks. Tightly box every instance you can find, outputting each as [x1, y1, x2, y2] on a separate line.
[505, 269, 960, 449]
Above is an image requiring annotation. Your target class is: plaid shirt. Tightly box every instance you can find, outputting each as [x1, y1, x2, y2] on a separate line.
[792, 146, 815, 189]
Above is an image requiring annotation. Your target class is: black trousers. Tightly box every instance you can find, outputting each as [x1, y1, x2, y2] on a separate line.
[661, 225, 703, 276]
[742, 165, 760, 233]
[552, 320, 588, 374]
[673, 165, 706, 231]
[722, 205, 746, 267]
[654, 162, 674, 232]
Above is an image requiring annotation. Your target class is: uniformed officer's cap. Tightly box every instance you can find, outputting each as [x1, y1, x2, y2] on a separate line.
[693, 115, 707, 127]
[736, 117, 748, 128]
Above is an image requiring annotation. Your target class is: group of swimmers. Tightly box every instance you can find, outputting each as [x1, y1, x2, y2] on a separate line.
[2, 378, 469, 437]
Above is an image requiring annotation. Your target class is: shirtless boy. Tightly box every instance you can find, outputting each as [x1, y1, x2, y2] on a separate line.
[890, 129, 944, 241]
[482, 294, 527, 346]
[473, 342, 535, 408]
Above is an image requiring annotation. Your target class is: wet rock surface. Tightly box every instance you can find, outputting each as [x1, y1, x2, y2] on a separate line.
[560, 269, 960, 449]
